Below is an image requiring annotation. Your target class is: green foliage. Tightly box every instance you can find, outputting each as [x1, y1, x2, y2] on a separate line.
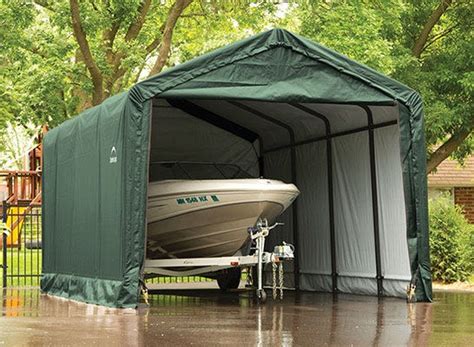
[171, 2, 277, 65]
[397, 0, 474, 160]
[0, 1, 472, 164]
[0, 1, 75, 127]
[0, 0, 277, 127]
[429, 194, 474, 283]
[286, 0, 474, 163]
[294, 0, 405, 74]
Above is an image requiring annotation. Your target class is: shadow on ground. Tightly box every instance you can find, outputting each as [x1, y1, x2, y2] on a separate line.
[0, 288, 472, 346]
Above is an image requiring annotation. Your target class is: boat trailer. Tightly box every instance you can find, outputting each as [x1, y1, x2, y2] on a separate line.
[143, 219, 294, 303]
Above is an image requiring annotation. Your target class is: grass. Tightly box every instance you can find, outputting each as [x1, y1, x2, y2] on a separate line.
[0, 247, 216, 287]
[0, 248, 42, 287]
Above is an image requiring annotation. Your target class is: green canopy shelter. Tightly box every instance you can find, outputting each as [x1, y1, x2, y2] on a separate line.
[42, 29, 432, 308]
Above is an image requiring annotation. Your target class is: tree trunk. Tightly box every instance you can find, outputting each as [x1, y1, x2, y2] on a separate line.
[410, 0, 473, 173]
[148, 0, 193, 76]
[72, 50, 93, 113]
[426, 127, 473, 173]
[412, 0, 453, 58]
[70, 0, 104, 105]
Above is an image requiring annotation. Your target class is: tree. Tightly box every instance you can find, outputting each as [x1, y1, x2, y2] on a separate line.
[0, 0, 277, 126]
[0, 1, 35, 129]
[42, 0, 276, 109]
[1, 1, 471, 171]
[68, 0, 194, 106]
[286, 0, 473, 172]
[402, 0, 469, 173]
[403, 0, 473, 172]
[1, 1, 78, 128]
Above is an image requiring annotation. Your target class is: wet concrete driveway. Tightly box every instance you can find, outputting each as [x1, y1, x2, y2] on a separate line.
[0, 288, 472, 346]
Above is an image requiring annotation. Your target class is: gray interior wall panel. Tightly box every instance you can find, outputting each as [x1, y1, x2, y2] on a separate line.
[295, 142, 332, 292]
[150, 102, 259, 179]
[333, 132, 377, 281]
[300, 274, 332, 292]
[383, 279, 410, 298]
[263, 148, 293, 249]
[374, 125, 411, 295]
[263, 148, 295, 286]
[337, 273, 408, 298]
[337, 276, 378, 296]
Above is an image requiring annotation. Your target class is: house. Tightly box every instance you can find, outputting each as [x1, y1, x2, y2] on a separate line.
[428, 155, 474, 223]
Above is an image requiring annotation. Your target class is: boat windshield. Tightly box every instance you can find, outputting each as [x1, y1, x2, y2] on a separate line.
[149, 161, 254, 181]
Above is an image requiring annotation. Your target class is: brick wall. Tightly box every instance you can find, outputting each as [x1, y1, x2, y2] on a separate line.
[454, 187, 474, 224]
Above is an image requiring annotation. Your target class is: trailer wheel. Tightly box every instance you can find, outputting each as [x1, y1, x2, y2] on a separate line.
[257, 289, 267, 303]
[217, 268, 241, 291]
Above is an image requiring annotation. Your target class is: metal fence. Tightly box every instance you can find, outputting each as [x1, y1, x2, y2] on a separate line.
[1, 202, 42, 288]
[1, 202, 212, 289]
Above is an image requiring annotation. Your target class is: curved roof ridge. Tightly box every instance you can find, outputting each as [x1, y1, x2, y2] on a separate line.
[132, 28, 419, 109]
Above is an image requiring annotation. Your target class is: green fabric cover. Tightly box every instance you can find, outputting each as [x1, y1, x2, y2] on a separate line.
[42, 29, 431, 307]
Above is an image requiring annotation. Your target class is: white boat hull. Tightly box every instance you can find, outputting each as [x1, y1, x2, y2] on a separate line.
[146, 179, 299, 259]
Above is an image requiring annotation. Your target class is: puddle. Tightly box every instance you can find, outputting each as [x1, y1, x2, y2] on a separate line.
[0, 288, 472, 346]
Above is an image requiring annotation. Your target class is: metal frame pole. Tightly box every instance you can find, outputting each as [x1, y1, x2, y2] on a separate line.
[290, 103, 338, 293]
[228, 101, 300, 289]
[2, 201, 8, 288]
[360, 105, 384, 297]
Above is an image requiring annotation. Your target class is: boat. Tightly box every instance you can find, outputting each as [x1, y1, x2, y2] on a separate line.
[146, 178, 300, 260]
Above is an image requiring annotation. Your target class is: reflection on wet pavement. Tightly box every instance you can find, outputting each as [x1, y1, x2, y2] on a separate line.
[0, 288, 472, 346]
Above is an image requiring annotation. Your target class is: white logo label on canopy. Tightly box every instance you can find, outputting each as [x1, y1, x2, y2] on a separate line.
[110, 146, 117, 163]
